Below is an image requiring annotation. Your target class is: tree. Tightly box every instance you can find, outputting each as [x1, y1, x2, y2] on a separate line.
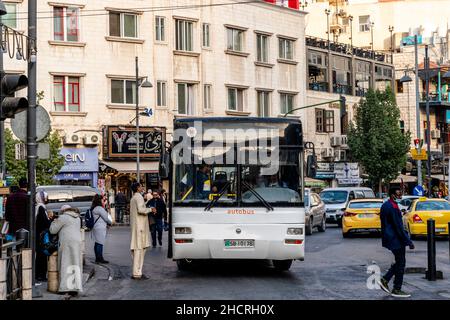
[5, 129, 65, 185]
[347, 87, 410, 195]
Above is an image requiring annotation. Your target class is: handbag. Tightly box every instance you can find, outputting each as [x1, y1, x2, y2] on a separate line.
[148, 215, 156, 226]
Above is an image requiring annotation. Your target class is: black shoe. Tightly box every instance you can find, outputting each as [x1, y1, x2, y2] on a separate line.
[158, 240, 163, 246]
[152, 243, 157, 248]
[377, 277, 390, 294]
[391, 289, 411, 298]
[131, 274, 149, 280]
[96, 259, 109, 264]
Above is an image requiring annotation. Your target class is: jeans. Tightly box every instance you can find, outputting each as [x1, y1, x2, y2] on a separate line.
[115, 206, 125, 223]
[150, 218, 163, 246]
[383, 246, 406, 290]
[94, 242, 104, 261]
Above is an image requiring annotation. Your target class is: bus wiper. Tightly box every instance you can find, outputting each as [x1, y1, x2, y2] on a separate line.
[241, 181, 274, 211]
[204, 181, 232, 211]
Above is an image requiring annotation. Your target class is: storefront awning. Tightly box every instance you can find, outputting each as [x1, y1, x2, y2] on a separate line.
[391, 174, 417, 184]
[100, 160, 159, 173]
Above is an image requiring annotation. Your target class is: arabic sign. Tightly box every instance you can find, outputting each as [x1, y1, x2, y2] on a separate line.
[334, 162, 361, 185]
[103, 126, 165, 160]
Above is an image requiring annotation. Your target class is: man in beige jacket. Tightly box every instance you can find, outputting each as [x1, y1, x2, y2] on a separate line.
[130, 182, 155, 279]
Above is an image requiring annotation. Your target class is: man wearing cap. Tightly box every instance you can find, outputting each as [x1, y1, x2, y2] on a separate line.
[130, 182, 156, 280]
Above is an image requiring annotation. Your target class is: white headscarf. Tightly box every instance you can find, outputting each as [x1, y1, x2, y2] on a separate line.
[35, 191, 48, 217]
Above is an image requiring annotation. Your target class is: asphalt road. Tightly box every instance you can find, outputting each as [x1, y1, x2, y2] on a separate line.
[79, 224, 450, 300]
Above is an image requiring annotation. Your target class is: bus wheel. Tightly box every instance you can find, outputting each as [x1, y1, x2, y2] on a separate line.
[273, 260, 293, 271]
[176, 259, 192, 271]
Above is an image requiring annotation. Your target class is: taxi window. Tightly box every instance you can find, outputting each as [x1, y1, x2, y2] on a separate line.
[416, 201, 450, 211]
[348, 202, 382, 209]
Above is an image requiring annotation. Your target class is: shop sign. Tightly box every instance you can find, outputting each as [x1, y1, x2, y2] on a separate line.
[334, 162, 360, 180]
[103, 126, 165, 160]
[317, 162, 334, 172]
[60, 147, 99, 172]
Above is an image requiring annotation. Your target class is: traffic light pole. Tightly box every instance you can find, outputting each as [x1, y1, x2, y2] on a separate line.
[27, 0, 39, 296]
[0, 16, 5, 177]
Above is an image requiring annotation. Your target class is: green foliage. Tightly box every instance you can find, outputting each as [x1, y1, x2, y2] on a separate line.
[347, 87, 411, 187]
[4, 129, 65, 185]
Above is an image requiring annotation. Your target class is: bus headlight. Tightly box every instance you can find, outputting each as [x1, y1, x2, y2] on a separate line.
[175, 227, 192, 234]
[287, 228, 303, 235]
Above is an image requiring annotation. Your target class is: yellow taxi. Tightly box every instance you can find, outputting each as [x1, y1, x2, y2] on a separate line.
[403, 197, 450, 238]
[342, 199, 383, 238]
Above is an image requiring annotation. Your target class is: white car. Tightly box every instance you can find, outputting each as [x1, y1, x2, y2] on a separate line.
[398, 195, 419, 212]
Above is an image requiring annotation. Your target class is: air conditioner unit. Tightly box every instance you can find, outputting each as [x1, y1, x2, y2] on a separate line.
[63, 134, 80, 145]
[330, 136, 341, 147]
[83, 133, 100, 145]
[334, 149, 347, 162]
[321, 148, 334, 158]
[340, 135, 348, 147]
[431, 130, 441, 139]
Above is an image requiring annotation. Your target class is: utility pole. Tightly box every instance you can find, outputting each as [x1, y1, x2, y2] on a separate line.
[135, 56, 140, 184]
[415, 35, 422, 188]
[0, 13, 5, 178]
[27, 0, 39, 296]
[425, 45, 432, 196]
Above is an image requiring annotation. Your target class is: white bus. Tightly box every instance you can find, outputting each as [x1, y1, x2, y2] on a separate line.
[161, 117, 312, 271]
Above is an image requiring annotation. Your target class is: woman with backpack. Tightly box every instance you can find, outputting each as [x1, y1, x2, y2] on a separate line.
[90, 194, 112, 264]
[35, 190, 53, 282]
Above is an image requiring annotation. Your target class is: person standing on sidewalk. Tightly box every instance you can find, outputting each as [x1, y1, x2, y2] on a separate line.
[115, 189, 127, 224]
[35, 190, 53, 282]
[378, 187, 415, 298]
[91, 194, 112, 264]
[4, 178, 29, 239]
[147, 191, 168, 247]
[130, 182, 155, 280]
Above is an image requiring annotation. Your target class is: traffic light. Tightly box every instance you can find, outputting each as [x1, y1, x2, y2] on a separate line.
[306, 154, 317, 178]
[0, 73, 29, 120]
[339, 95, 347, 118]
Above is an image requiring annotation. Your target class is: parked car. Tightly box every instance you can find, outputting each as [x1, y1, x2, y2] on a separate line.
[403, 197, 450, 238]
[319, 187, 375, 227]
[304, 188, 326, 235]
[36, 185, 99, 221]
[342, 199, 383, 238]
[398, 195, 419, 212]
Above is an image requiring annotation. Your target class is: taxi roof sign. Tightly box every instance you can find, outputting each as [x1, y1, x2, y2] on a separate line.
[418, 197, 428, 201]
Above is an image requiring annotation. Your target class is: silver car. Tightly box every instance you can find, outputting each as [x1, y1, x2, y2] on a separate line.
[304, 188, 327, 235]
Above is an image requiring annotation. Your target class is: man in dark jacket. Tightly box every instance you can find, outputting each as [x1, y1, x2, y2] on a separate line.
[115, 189, 127, 223]
[378, 187, 415, 298]
[147, 191, 168, 247]
[5, 178, 29, 238]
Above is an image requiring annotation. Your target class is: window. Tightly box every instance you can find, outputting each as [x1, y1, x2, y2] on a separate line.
[315, 109, 334, 133]
[175, 20, 194, 51]
[257, 91, 270, 117]
[227, 28, 244, 52]
[227, 87, 244, 112]
[53, 76, 81, 112]
[359, 15, 370, 32]
[177, 83, 195, 115]
[204, 84, 212, 110]
[279, 38, 294, 60]
[111, 79, 136, 105]
[155, 16, 165, 41]
[3, 3, 17, 29]
[53, 7, 80, 42]
[396, 79, 404, 94]
[202, 23, 210, 48]
[341, 17, 350, 34]
[280, 93, 294, 115]
[400, 120, 405, 134]
[156, 81, 167, 107]
[109, 12, 137, 38]
[256, 34, 269, 63]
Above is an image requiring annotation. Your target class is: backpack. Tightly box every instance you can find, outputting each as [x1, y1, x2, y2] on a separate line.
[85, 208, 101, 230]
[40, 230, 58, 256]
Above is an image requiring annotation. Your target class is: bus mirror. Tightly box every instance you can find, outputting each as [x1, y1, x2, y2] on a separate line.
[159, 153, 170, 179]
[306, 154, 317, 178]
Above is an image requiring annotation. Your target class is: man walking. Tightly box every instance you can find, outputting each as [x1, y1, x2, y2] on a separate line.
[4, 178, 29, 239]
[129, 182, 155, 280]
[147, 190, 168, 247]
[378, 187, 415, 298]
[115, 189, 127, 224]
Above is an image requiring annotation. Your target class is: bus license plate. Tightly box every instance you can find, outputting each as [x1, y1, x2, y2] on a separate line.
[224, 239, 255, 248]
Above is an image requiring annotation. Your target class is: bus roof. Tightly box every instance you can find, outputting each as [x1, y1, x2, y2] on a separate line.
[174, 117, 302, 125]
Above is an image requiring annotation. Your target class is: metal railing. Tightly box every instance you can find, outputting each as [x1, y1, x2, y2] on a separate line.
[0, 238, 25, 300]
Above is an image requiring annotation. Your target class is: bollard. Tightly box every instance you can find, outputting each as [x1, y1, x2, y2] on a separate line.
[47, 251, 59, 293]
[21, 249, 32, 300]
[426, 218, 437, 281]
[0, 258, 6, 300]
[448, 222, 450, 263]
[15, 229, 29, 249]
[80, 228, 86, 266]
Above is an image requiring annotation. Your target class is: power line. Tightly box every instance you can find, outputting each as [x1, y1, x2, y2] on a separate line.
[1, 0, 262, 21]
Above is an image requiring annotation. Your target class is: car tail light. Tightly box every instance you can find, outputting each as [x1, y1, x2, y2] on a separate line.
[412, 214, 423, 223]
[175, 239, 193, 244]
[285, 239, 303, 245]
[344, 211, 357, 217]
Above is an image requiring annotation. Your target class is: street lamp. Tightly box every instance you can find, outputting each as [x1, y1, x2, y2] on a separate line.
[370, 22, 375, 55]
[348, 15, 353, 53]
[399, 70, 413, 132]
[135, 56, 153, 184]
[325, 9, 331, 50]
[388, 25, 394, 53]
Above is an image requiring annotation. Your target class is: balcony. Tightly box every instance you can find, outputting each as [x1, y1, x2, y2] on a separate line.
[333, 84, 352, 95]
[309, 81, 329, 92]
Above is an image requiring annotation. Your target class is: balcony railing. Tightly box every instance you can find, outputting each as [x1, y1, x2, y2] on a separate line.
[333, 84, 352, 95]
[355, 87, 368, 97]
[309, 81, 329, 92]
[420, 92, 450, 103]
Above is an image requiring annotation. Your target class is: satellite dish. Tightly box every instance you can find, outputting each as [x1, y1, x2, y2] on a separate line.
[11, 105, 51, 142]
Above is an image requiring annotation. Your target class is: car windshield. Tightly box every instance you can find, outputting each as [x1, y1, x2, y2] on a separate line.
[416, 201, 450, 211]
[320, 190, 348, 204]
[348, 202, 383, 209]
